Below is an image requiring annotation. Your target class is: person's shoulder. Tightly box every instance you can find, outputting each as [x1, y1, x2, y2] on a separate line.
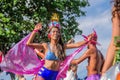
[86, 48, 97, 56]
[88, 48, 95, 53]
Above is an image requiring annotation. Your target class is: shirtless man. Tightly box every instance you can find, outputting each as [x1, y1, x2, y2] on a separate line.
[72, 32, 104, 80]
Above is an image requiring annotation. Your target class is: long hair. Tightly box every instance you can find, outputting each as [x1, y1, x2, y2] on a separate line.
[111, 0, 120, 19]
[48, 27, 66, 61]
[56, 36, 66, 61]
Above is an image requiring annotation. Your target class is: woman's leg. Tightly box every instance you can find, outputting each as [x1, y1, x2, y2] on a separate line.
[101, 2, 120, 74]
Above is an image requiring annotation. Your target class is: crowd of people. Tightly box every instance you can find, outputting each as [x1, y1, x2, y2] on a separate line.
[0, 0, 120, 80]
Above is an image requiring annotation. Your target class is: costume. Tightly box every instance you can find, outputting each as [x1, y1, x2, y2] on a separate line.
[0, 55, 2, 63]
[0, 55, 2, 72]
[0, 29, 99, 79]
[0, 33, 86, 80]
[0, 13, 91, 80]
[0, 34, 44, 75]
[86, 74, 101, 80]
[0, 53, 4, 72]
[37, 44, 59, 80]
[38, 67, 58, 80]
[45, 44, 59, 60]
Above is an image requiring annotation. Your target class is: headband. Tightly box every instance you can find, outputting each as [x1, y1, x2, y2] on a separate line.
[48, 13, 61, 29]
[82, 29, 101, 46]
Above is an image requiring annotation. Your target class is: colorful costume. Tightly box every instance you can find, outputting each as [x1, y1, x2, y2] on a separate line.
[0, 13, 99, 80]
[100, 36, 120, 80]
[86, 74, 101, 80]
[0, 55, 2, 63]
[0, 54, 3, 72]
[45, 44, 59, 60]
[37, 44, 59, 80]
[0, 33, 86, 80]
[113, 36, 120, 65]
[0, 34, 45, 75]
[38, 67, 58, 80]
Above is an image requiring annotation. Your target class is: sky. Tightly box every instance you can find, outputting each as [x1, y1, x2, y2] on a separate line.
[77, 0, 112, 56]
[73, 0, 112, 79]
[0, 0, 112, 80]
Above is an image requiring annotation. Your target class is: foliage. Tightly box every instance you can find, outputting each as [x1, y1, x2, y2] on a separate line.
[0, 0, 89, 53]
[114, 36, 120, 63]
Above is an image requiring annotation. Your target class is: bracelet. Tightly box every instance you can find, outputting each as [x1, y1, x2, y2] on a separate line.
[33, 29, 42, 34]
[33, 29, 39, 32]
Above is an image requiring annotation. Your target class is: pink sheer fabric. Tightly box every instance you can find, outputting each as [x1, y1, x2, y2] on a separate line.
[56, 45, 86, 80]
[0, 55, 2, 63]
[0, 33, 87, 80]
[0, 33, 44, 75]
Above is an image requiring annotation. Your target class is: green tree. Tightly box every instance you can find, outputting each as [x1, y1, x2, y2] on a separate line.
[0, 0, 89, 54]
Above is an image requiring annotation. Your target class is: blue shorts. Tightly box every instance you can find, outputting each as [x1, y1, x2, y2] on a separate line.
[38, 67, 58, 80]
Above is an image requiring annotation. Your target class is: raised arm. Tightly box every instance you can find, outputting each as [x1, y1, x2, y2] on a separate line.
[65, 33, 93, 49]
[26, 23, 44, 49]
[71, 49, 91, 64]
[34, 48, 45, 59]
[65, 40, 88, 49]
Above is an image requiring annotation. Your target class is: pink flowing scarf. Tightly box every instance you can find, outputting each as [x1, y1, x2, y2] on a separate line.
[0, 55, 2, 63]
[56, 45, 86, 80]
[0, 33, 45, 75]
[0, 33, 87, 80]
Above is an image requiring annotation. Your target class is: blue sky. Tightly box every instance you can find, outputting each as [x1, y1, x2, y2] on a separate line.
[76, 0, 112, 56]
[73, 0, 112, 79]
[0, 0, 112, 80]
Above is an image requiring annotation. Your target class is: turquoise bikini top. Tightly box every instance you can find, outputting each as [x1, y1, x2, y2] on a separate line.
[45, 44, 59, 60]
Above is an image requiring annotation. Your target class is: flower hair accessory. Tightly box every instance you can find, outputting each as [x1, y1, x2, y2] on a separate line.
[90, 29, 101, 46]
[93, 29, 97, 39]
[48, 13, 61, 29]
[82, 29, 101, 46]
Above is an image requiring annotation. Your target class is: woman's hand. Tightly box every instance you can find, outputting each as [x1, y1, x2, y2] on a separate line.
[34, 23, 42, 31]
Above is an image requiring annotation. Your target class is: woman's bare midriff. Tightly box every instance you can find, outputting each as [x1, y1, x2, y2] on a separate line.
[44, 60, 60, 71]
